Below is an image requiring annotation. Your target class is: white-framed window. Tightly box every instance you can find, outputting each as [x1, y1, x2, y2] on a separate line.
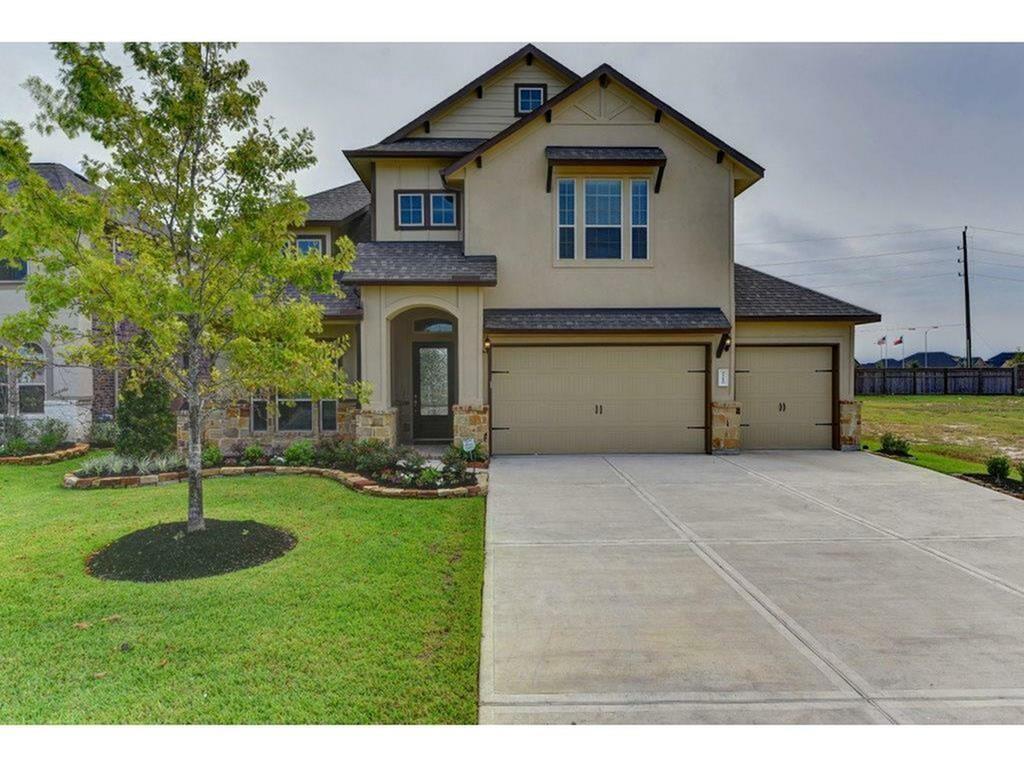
[277, 394, 313, 431]
[320, 400, 337, 431]
[251, 398, 268, 432]
[630, 179, 649, 260]
[397, 193, 425, 227]
[296, 235, 327, 256]
[584, 179, 623, 260]
[430, 193, 457, 227]
[18, 343, 45, 415]
[514, 84, 546, 116]
[557, 179, 575, 260]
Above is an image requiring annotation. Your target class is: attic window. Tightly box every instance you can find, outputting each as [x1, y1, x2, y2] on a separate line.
[515, 84, 546, 116]
[296, 235, 327, 255]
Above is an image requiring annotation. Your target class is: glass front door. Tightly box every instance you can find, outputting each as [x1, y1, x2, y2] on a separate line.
[413, 342, 454, 441]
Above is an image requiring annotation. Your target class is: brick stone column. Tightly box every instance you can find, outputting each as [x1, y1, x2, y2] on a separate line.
[710, 401, 741, 454]
[355, 407, 398, 446]
[452, 404, 489, 452]
[839, 400, 863, 451]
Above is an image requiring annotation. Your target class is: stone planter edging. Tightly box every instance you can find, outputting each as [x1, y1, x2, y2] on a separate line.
[0, 442, 91, 466]
[63, 463, 487, 498]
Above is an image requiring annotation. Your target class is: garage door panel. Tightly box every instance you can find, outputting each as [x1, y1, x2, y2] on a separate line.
[736, 346, 834, 450]
[491, 345, 707, 455]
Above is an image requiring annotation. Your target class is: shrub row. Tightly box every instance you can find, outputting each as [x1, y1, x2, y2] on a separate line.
[0, 416, 71, 457]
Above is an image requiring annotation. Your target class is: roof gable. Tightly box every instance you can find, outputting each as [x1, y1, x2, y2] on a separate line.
[379, 44, 578, 144]
[442, 63, 764, 192]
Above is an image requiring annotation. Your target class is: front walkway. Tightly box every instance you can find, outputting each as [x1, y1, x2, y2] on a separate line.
[480, 451, 1024, 724]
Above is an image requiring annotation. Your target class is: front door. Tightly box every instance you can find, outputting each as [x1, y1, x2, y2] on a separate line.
[413, 341, 455, 442]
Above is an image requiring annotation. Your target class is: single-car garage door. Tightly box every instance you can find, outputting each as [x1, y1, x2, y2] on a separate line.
[735, 345, 835, 450]
[490, 345, 707, 454]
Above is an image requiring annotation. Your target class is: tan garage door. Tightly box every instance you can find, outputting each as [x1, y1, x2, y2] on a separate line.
[735, 346, 835, 450]
[490, 345, 707, 455]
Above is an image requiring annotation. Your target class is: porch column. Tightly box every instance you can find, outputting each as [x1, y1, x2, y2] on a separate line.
[355, 285, 397, 445]
[452, 286, 489, 450]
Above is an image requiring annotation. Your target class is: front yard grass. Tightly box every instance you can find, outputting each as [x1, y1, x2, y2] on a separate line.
[0, 457, 485, 723]
[860, 394, 1024, 476]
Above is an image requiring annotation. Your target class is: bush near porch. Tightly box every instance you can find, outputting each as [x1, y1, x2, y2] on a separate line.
[0, 456, 485, 723]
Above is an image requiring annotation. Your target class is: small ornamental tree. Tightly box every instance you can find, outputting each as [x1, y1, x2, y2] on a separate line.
[115, 378, 177, 459]
[0, 43, 365, 532]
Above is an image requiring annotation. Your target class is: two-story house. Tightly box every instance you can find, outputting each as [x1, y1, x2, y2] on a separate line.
[274, 43, 880, 456]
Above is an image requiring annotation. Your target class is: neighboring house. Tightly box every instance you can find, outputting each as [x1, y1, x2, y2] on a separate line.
[1, 163, 97, 439]
[241, 43, 878, 455]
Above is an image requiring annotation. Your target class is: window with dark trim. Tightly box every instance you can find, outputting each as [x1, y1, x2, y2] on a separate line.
[277, 394, 312, 431]
[296, 235, 327, 255]
[397, 193, 424, 228]
[413, 318, 454, 334]
[557, 179, 575, 260]
[320, 400, 337, 431]
[0, 260, 28, 281]
[251, 398, 268, 432]
[514, 84, 547, 116]
[18, 343, 45, 415]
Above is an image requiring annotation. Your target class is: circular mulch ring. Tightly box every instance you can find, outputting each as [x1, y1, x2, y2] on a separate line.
[87, 519, 296, 582]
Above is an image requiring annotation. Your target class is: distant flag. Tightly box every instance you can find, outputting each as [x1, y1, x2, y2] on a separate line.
[877, 335, 887, 345]
[893, 336, 903, 346]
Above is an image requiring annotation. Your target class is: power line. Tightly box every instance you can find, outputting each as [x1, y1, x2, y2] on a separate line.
[970, 226, 1024, 238]
[973, 247, 1024, 259]
[776, 254, 952, 279]
[971, 273, 1024, 283]
[974, 259, 1024, 271]
[801, 272, 952, 290]
[741, 245, 952, 269]
[735, 226, 959, 247]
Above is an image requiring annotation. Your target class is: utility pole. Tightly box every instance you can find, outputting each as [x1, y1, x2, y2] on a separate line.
[960, 226, 973, 368]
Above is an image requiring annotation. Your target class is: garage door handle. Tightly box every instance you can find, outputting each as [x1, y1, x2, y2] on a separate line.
[594, 404, 604, 414]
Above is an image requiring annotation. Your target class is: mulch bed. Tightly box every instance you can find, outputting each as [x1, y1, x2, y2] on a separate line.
[958, 473, 1024, 501]
[86, 519, 296, 583]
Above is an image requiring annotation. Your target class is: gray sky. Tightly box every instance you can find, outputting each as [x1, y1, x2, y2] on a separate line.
[3, 42, 1022, 362]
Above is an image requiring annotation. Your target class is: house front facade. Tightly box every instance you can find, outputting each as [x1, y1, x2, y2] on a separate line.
[260, 44, 878, 456]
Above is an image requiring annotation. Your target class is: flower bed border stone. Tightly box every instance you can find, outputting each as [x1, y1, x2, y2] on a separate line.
[1, 442, 90, 466]
[63, 463, 487, 498]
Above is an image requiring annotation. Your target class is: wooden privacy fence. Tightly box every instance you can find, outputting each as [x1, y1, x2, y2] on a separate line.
[855, 366, 1022, 396]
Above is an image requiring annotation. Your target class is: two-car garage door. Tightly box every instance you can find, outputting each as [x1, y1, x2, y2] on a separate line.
[490, 345, 707, 454]
[735, 346, 835, 450]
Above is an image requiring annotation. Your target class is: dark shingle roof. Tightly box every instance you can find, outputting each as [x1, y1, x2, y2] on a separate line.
[735, 264, 880, 323]
[6, 162, 100, 195]
[342, 241, 497, 286]
[345, 138, 486, 158]
[284, 282, 362, 319]
[545, 146, 666, 163]
[483, 307, 730, 333]
[303, 180, 369, 223]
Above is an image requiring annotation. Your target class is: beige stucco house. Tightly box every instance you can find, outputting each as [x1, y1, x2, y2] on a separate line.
[267, 43, 879, 455]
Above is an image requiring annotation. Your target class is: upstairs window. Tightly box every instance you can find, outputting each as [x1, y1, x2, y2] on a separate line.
[584, 180, 622, 260]
[430, 193, 457, 227]
[397, 193, 425, 228]
[515, 84, 547, 116]
[630, 179, 649, 260]
[557, 179, 575, 260]
[0, 260, 28, 281]
[295, 235, 327, 256]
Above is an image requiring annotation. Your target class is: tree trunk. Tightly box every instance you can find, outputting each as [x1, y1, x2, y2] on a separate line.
[186, 389, 205, 532]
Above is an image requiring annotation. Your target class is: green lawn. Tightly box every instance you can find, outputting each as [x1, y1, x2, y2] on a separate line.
[0, 457, 485, 723]
[860, 394, 1024, 475]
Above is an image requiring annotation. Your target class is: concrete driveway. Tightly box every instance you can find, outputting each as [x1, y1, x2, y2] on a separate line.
[480, 451, 1024, 724]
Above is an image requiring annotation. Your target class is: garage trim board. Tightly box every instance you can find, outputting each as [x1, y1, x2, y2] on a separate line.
[487, 343, 712, 455]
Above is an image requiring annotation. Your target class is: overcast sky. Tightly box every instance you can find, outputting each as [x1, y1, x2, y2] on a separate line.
[2, 42, 1022, 362]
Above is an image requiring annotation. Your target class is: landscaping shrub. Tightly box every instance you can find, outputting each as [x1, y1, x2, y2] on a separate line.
[986, 454, 1011, 482]
[239, 443, 267, 467]
[201, 444, 224, 469]
[441, 450, 473, 488]
[115, 379, 177, 458]
[76, 452, 185, 478]
[879, 432, 911, 457]
[1017, 460, 1024, 483]
[443, 442, 487, 465]
[0, 415, 31, 454]
[350, 439, 397, 477]
[32, 418, 69, 452]
[415, 466, 443, 489]
[88, 418, 118, 448]
[3, 436, 31, 457]
[283, 439, 315, 466]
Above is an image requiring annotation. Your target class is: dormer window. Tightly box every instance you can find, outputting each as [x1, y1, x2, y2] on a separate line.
[395, 191, 460, 230]
[295, 235, 327, 255]
[515, 84, 547, 116]
[397, 193, 424, 228]
[0, 260, 28, 282]
[430, 193, 457, 227]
